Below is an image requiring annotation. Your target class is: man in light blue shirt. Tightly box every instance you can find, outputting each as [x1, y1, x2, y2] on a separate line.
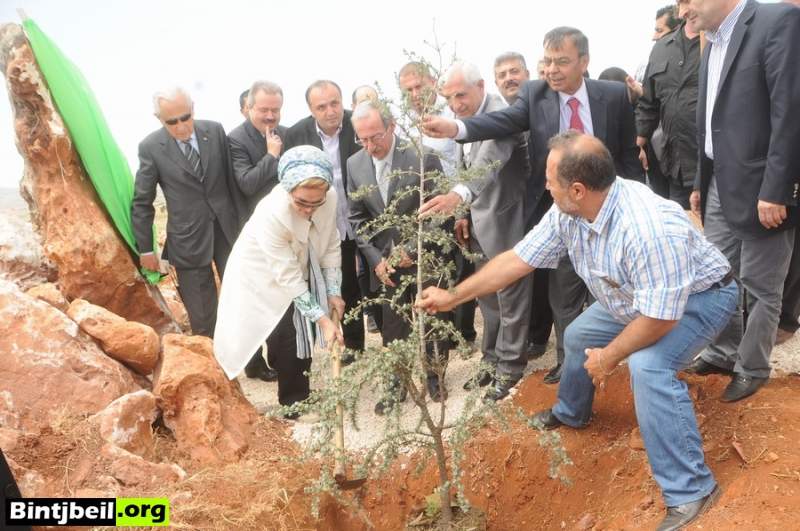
[418, 131, 737, 531]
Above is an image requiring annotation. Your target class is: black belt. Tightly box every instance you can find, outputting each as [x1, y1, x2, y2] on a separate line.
[712, 270, 735, 289]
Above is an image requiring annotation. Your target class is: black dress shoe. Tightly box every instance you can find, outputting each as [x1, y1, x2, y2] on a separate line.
[532, 408, 564, 430]
[526, 341, 548, 359]
[340, 351, 356, 366]
[721, 374, 768, 402]
[684, 357, 733, 376]
[245, 365, 278, 382]
[543, 363, 562, 384]
[427, 378, 448, 402]
[374, 387, 408, 415]
[483, 376, 520, 402]
[657, 485, 720, 531]
[463, 369, 493, 390]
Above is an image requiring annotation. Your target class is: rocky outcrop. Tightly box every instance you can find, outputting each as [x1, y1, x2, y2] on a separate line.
[90, 390, 158, 459]
[101, 444, 186, 487]
[0, 279, 139, 432]
[67, 298, 160, 375]
[153, 334, 256, 466]
[0, 23, 178, 334]
[25, 281, 68, 311]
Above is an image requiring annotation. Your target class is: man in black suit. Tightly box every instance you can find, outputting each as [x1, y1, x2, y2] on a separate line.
[284, 80, 365, 357]
[424, 27, 643, 386]
[685, 0, 800, 402]
[228, 80, 288, 219]
[227, 80, 288, 381]
[132, 87, 243, 338]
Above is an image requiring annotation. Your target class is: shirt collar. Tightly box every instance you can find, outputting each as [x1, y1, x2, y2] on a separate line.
[558, 79, 590, 111]
[583, 178, 621, 235]
[372, 135, 396, 167]
[175, 130, 197, 147]
[705, 0, 747, 44]
[315, 120, 342, 141]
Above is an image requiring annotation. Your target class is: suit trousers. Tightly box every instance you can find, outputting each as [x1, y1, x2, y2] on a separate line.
[779, 226, 800, 333]
[700, 177, 794, 378]
[380, 267, 450, 382]
[269, 304, 312, 406]
[341, 238, 365, 351]
[549, 256, 592, 366]
[472, 238, 532, 379]
[175, 219, 231, 338]
[527, 192, 554, 347]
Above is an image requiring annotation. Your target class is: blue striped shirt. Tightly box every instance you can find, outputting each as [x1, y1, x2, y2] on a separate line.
[514, 178, 731, 324]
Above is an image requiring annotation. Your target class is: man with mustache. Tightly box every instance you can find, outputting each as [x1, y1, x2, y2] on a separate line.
[493, 52, 553, 363]
[228, 80, 288, 381]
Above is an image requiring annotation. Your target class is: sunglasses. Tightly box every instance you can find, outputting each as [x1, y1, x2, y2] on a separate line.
[164, 113, 192, 126]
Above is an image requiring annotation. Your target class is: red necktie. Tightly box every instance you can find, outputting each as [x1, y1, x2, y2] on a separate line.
[567, 97, 585, 133]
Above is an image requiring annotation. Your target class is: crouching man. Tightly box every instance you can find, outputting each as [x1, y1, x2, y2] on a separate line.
[417, 131, 737, 531]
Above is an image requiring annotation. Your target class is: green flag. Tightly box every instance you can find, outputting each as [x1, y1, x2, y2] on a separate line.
[22, 18, 161, 284]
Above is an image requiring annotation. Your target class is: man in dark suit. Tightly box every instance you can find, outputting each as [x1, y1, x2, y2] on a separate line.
[347, 100, 448, 413]
[423, 27, 643, 385]
[284, 80, 365, 357]
[685, 0, 800, 402]
[420, 61, 532, 401]
[227, 80, 288, 381]
[228, 80, 288, 219]
[132, 87, 242, 338]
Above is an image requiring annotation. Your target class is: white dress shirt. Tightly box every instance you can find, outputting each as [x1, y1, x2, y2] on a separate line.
[703, 0, 748, 160]
[316, 121, 354, 240]
[372, 135, 396, 205]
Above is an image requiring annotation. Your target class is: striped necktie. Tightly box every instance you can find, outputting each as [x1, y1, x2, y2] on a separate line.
[181, 140, 203, 179]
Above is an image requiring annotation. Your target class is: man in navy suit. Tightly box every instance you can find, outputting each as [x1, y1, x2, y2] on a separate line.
[685, 0, 800, 402]
[423, 27, 643, 390]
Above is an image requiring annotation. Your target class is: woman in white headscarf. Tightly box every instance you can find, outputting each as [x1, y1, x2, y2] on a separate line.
[214, 145, 344, 411]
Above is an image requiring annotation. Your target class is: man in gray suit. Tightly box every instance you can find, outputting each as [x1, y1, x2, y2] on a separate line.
[228, 80, 288, 219]
[132, 87, 242, 338]
[420, 62, 532, 401]
[347, 100, 449, 414]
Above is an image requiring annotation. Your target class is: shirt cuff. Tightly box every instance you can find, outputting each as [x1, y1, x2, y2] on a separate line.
[455, 120, 467, 140]
[322, 267, 342, 296]
[452, 184, 472, 204]
[293, 290, 325, 322]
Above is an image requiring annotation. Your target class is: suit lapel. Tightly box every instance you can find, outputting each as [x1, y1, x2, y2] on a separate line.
[586, 80, 607, 142]
[542, 89, 560, 139]
[386, 142, 405, 204]
[698, 43, 712, 125]
[194, 123, 211, 179]
[716, 3, 755, 100]
[161, 130, 196, 177]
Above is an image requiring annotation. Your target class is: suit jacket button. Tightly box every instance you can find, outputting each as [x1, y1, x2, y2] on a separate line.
[679, 60, 684, 66]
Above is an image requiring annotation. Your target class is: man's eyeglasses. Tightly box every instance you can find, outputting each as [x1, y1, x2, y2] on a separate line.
[356, 129, 389, 146]
[164, 113, 192, 126]
[541, 57, 578, 68]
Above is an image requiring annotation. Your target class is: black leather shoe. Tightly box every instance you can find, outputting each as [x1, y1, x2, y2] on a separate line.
[245, 365, 278, 382]
[721, 374, 768, 402]
[463, 369, 493, 390]
[685, 357, 733, 376]
[427, 378, 448, 402]
[532, 408, 564, 430]
[526, 341, 548, 359]
[374, 387, 408, 415]
[340, 351, 356, 366]
[657, 485, 720, 531]
[483, 376, 521, 402]
[543, 363, 562, 384]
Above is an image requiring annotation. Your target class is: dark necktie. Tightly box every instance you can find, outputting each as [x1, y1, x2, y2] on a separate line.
[567, 97, 585, 133]
[181, 140, 203, 179]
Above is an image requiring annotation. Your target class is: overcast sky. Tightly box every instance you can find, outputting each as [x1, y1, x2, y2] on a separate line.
[0, 0, 782, 191]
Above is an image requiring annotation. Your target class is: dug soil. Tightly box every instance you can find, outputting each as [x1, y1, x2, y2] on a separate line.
[13, 369, 799, 530]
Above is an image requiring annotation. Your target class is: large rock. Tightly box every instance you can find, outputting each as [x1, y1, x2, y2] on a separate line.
[101, 444, 186, 487]
[25, 281, 68, 311]
[90, 390, 158, 459]
[153, 334, 256, 466]
[67, 298, 160, 375]
[0, 23, 178, 335]
[0, 279, 139, 432]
